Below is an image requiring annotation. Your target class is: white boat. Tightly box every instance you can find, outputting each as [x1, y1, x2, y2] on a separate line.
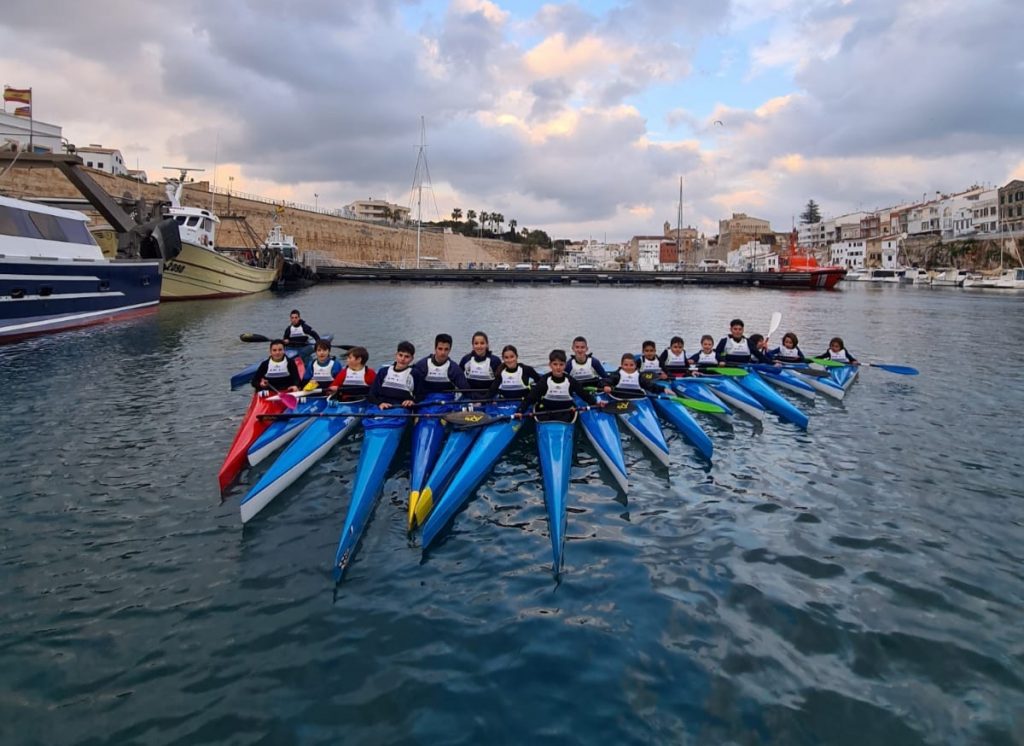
[930, 268, 970, 287]
[901, 268, 929, 284]
[0, 194, 162, 344]
[844, 268, 869, 282]
[160, 173, 281, 300]
[864, 268, 907, 283]
[992, 267, 1024, 289]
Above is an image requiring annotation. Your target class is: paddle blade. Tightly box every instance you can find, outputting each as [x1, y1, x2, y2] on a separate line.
[809, 357, 844, 368]
[240, 333, 271, 343]
[443, 410, 499, 428]
[870, 363, 919, 375]
[707, 367, 748, 376]
[671, 395, 725, 414]
[332, 344, 355, 351]
[767, 311, 782, 340]
[602, 399, 637, 415]
[279, 392, 299, 409]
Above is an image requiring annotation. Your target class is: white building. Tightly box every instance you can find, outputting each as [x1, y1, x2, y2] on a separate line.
[76, 145, 128, 176]
[0, 110, 62, 153]
[727, 241, 778, 271]
[879, 237, 901, 268]
[635, 238, 661, 271]
[830, 239, 867, 269]
[344, 198, 411, 223]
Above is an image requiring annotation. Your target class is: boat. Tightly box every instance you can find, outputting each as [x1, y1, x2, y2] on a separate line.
[650, 391, 714, 460]
[246, 395, 328, 466]
[930, 268, 970, 287]
[228, 334, 333, 390]
[681, 377, 766, 422]
[264, 223, 318, 290]
[668, 381, 734, 424]
[573, 395, 629, 491]
[407, 394, 455, 528]
[239, 399, 367, 523]
[732, 370, 809, 429]
[783, 366, 847, 400]
[749, 365, 817, 399]
[536, 415, 576, 571]
[0, 194, 163, 344]
[218, 393, 286, 493]
[160, 170, 282, 300]
[608, 395, 670, 466]
[333, 408, 409, 582]
[420, 401, 523, 550]
[901, 268, 929, 284]
[992, 267, 1024, 289]
[775, 229, 847, 289]
[409, 423, 481, 531]
[827, 364, 859, 392]
[863, 268, 907, 283]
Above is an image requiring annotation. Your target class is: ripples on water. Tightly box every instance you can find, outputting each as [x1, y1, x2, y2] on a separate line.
[1, 285, 1023, 745]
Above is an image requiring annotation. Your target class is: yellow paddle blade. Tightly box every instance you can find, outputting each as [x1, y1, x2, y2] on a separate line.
[414, 486, 434, 529]
[408, 490, 421, 531]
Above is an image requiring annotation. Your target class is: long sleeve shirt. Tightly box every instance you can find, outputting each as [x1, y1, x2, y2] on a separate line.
[251, 356, 301, 390]
[411, 355, 470, 394]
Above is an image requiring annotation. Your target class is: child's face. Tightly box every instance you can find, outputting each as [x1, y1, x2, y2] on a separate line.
[347, 353, 365, 370]
[502, 350, 518, 367]
[783, 337, 795, 349]
[701, 339, 714, 353]
[730, 324, 744, 339]
[549, 359, 566, 376]
[830, 340, 843, 352]
[642, 346, 657, 359]
[620, 358, 637, 373]
[572, 340, 589, 359]
[394, 350, 413, 368]
[315, 348, 330, 363]
[670, 341, 684, 355]
[290, 313, 301, 325]
[270, 343, 286, 361]
[472, 337, 488, 356]
[434, 342, 451, 364]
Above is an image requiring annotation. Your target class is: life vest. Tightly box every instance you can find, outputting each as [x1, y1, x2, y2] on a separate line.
[615, 370, 643, 391]
[310, 358, 337, 382]
[638, 357, 662, 371]
[777, 346, 802, 361]
[721, 336, 751, 360]
[826, 348, 851, 362]
[425, 357, 452, 383]
[498, 366, 529, 393]
[663, 349, 688, 372]
[340, 367, 368, 388]
[464, 356, 495, 382]
[287, 323, 308, 344]
[265, 357, 291, 380]
[381, 366, 415, 395]
[544, 377, 573, 401]
[568, 356, 598, 382]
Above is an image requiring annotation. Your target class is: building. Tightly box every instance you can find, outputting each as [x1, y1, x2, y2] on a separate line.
[727, 240, 778, 271]
[829, 239, 867, 269]
[0, 110, 62, 153]
[75, 145, 128, 176]
[999, 179, 1024, 234]
[627, 235, 667, 271]
[659, 240, 678, 268]
[714, 213, 771, 260]
[344, 198, 411, 223]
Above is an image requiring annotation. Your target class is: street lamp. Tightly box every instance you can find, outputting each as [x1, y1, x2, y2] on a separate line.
[227, 176, 234, 214]
[314, 193, 319, 212]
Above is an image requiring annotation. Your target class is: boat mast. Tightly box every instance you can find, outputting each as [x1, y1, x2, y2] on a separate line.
[415, 117, 426, 269]
[676, 176, 683, 268]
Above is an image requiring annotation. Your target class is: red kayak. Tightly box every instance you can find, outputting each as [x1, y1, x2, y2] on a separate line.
[218, 393, 285, 493]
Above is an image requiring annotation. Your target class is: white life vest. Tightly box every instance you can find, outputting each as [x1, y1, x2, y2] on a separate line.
[777, 346, 802, 361]
[310, 358, 336, 382]
[568, 356, 598, 381]
[341, 367, 368, 388]
[544, 377, 573, 401]
[827, 348, 851, 362]
[615, 370, 643, 391]
[499, 366, 528, 392]
[663, 349, 688, 368]
[464, 356, 495, 382]
[638, 357, 662, 371]
[695, 351, 718, 365]
[722, 337, 750, 359]
[425, 357, 452, 383]
[265, 358, 291, 379]
[382, 366, 415, 394]
[288, 323, 308, 341]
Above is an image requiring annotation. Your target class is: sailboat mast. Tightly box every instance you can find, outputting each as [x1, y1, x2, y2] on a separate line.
[416, 117, 426, 269]
[676, 176, 683, 268]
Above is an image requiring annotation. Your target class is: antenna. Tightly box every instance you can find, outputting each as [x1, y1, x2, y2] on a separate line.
[163, 166, 205, 182]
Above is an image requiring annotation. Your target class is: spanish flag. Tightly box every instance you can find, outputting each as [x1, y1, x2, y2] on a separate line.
[13, 105, 31, 118]
[3, 87, 32, 105]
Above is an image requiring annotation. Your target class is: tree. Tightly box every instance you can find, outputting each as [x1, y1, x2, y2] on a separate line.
[478, 211, 489, 237]
[492, 212, 504, 234]
[451, 207, 462, 222]
[380, 206, 393, 223]
[800, 200, 822, 224]
[508, 219, 517, 241]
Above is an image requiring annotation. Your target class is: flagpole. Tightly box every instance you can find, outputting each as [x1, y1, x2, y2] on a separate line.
[29, 88, 34, 152]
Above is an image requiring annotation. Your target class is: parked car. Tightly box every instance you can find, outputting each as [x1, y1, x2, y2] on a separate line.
[536, 264, 552, 271]
[553, 264, 566, 271]
[514, 263, 533, 270]
[495, 263, 510, 270]
[578, 264, 596, 271]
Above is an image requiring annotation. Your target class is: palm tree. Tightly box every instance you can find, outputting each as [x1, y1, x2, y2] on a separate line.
[451, 207, 462, 223]
[479, 211, 489, 237]
[467, 209, 477, 223]
[508, 219, 517, 241]
[492, 212, 504, 234]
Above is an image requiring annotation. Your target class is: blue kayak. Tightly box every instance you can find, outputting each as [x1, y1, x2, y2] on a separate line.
[573, 395, 629, 492]
[651, 394, 714, 460]
[779, 365, 848, 400]
[829, 365, 859, 391]
[229, 334, 334, 390]
[608, 395, 670, 466]
[246, 395, 327, 466]
[409, 424, 480, 531]
[536, 416, 576, 572]
[733, 370, 809, 429]
[669, 381, 734, 424]
[333, 408, 408, 582]
[240, 399, 366, 524]
[748, 365, 817, 399]
[683, 377, 766, 422]
[420, 401, 523, 551]
[407, 393, 455, 529]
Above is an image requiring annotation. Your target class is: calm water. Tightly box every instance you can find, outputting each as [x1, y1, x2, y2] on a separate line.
[2, 283, 1023, 745]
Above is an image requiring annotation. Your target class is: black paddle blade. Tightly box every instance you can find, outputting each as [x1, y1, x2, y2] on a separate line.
[332, 344, 355, 351]
[443, 410, 499, 428]
[240, 333, 271, 343]
[603, 399, 637, 415]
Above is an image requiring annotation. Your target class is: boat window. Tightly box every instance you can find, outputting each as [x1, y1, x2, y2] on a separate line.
[186, 216, 200, 227]
[175, 216, 186, 224]
[0, 205, 27, 237]
[203, 218, 213, 231]
[58, 217, 96, 245]
[28, 211, 68, 242]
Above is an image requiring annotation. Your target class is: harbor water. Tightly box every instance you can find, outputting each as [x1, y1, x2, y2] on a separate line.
[1, 283, 1022, 745]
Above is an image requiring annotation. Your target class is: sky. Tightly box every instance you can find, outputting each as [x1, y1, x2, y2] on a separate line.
[1, 0, 1022, 241]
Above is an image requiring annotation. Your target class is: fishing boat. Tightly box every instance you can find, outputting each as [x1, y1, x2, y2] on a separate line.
[536, 415, 576, 572]
[608, 395, 670, 466]
[160, 170, 281, 300]
[333, 409, 409, 582]
[407, 394, 455, 528]
[420, 401, 523, 550]
[219, 393, 286, 493]
[239, 399, 367, 524]
[264, 223, 318, 290]
[0, 194, 163, 344]
[776, 230, 846, 289]
[573, 396, 629, 491]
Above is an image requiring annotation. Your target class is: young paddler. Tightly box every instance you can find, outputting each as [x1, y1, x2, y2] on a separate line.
[411, 333, 469, 397]
[658, 336, 690, 377]
[767, 332, 806, 364]
[250, 339, 302, 393]
[521, 349, 602, 422]
[328, 346, 375, 399]
[368, 341, 422, 409]
[820, 337, 860, 365]
[635, 340, 666, 383]
[602, 354, 659, 399]
[300, 340, 343, 393]
[282, 309, 320, 346]
[459, 331, 502, 400]
[745, 334, 771, 364]
[687, 335, 721, 371]
[487, 344, 541, 400]
[565, 335, 608, 386]
[715, 318, 754, 364]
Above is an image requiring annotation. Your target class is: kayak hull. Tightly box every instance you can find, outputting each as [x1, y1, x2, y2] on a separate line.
[651, 395, 714, 460]
[788, 369, 847, 400]
[829, 365, 859, 391]
[752, 366, 817, 399]
[411, 425, 480, 531]
[574, 395, 629, 492]
[239, 400, 366, 524]
[407, 394, 455, 529]
[734, 370, 810, 429]
[333, 410, 408, 582]
[537, 418, 575, 572]
[670, 381, 734, 424]
[612, 396, 670, 466]
[219, 393, 284, 493]
[247, 396, 328, 466]
[684, 377, 766, 422]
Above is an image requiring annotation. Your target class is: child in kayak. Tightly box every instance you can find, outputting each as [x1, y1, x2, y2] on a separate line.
[459, 331, 502, 400]
[251, 339, 302, 393]
[687, 335, 720, 371]
[328, 346, 376, 400]
[369, 341, 422, 408]
[658, 336, 690, 377]
[282, 309, 320, 346]
[522, 349, 602, 422]
[301, 340, 343, 393]
[566, 335, 608, 386]
[715, 319, 753, 364]
[635, 340, 666, 382]
[768, 332, 806, 364]
[412, 333, 469, 396]
[487, 344, 541, 400]
[820, 337, 860, 365]
[745, 334, 771, 364]
[603, 354, 659, 399]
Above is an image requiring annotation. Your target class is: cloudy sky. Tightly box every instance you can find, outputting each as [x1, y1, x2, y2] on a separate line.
[2, 0, 1022, 240]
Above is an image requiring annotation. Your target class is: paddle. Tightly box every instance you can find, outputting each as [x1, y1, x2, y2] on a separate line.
[706, 367, 748, 376]
[443, 402, 634, 429]
[809, 357, 918, 375]
[240, 332, 354, 351]
[261, 382, 300, 409]
[259, 410, 458, 422]
[647, 392, 726, 415]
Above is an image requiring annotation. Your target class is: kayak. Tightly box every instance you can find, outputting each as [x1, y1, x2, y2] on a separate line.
[683, 376, 766, 422]
[608, 395, 670, 466]
[407, 394, 455, 531]
[750, 365, 817, 399]
[409, 421, 480, 531]
[333, 408, 408, 582]
[733, 370, 810, 429]
[829, 364, 859, 391]
[239, 399, 367, 524]
[229, 334, 334, 390]
[573, 395, 629, 492]
[420, 401, 523, 551]
[651, 394, 714, 460]
[669, 380, 734, 424]
[536, 415, 576, 572]
[785, 367, 847, 400]
[218, 393, 285, 493]
[246, 395, 328, 466]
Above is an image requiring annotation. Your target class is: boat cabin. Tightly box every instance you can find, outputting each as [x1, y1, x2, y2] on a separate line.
[0, 194, 104, 261]
[168, 206, 218, 250]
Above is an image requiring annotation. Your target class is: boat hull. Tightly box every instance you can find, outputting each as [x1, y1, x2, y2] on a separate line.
[407, 394, 454, 528]
[246, 396, 327, 466]
[574, 395, 629, 491]
[683, 377, 766, 421]
[410, 424, 480, 531]
[240, 400, 366, 523]
[734, 370, 809, 429]
[537, 419, 575, 571]
[219, 393, 285, 493]
[751, 366, 817, 399]
[161, 241, 281, 300]
[612, 396, 670, 466]
[333, 410, 408, 582]
[0, 257, 162, 344]
[651, 395, 714, 460]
